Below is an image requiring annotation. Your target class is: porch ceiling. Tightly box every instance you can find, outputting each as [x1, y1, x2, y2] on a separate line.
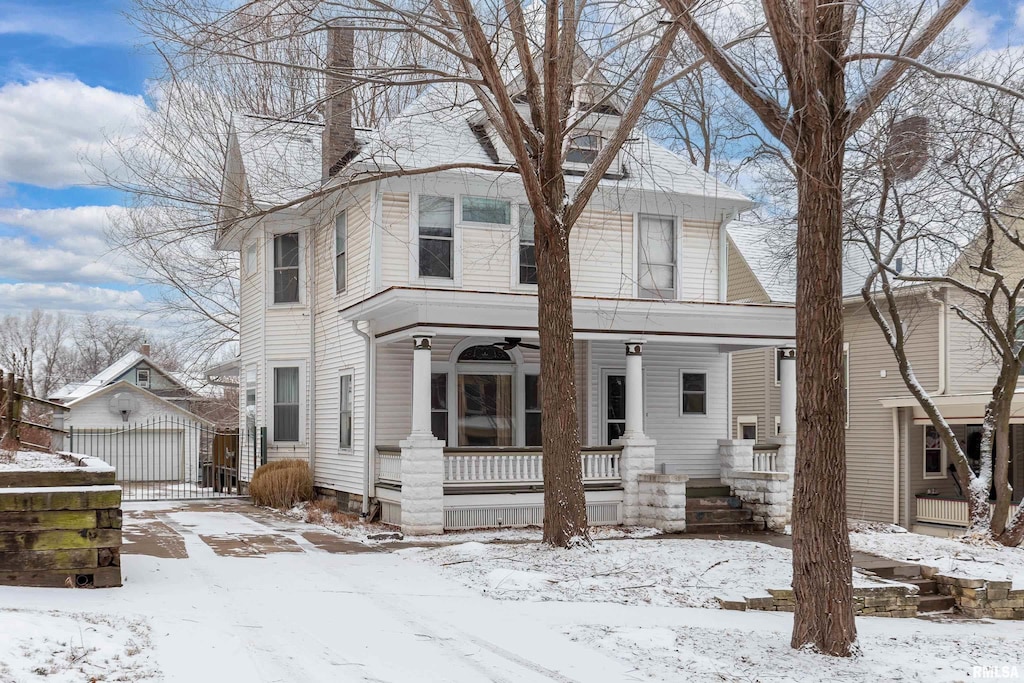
[341, 287, 795, 348]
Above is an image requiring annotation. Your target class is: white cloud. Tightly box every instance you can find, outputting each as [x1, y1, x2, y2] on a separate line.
[0, 78, 145, 188]
[0, 283, 145, 315]
[0, 205, 122, 240]
[951, 6, 1000, 50]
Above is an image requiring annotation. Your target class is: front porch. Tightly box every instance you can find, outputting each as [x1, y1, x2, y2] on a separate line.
[342, 287, 797, 535]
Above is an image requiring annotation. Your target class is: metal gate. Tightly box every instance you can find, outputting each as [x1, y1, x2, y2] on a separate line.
[69, 417, 248, 501]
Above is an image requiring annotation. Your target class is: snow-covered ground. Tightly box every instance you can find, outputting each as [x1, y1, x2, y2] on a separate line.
[851, 526, 1024, 588]
[401, 538, 904, 607]
[0, 450, 78, 471]
[2, 500, 1023, 682]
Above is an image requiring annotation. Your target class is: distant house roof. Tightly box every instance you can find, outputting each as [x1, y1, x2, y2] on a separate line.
[49, 351, 192, 402]
[727, 221, 796, 303]
[64, 380, 212, 426]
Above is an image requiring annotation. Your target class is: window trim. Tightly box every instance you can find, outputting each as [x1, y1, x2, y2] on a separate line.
[600, 368, 627, 445]
[334, 211, 347, 295]
[410, 193, 462, 285]
[680, 370, 708, 416]
[514, 204, 538, 288]
[339, 371, 354, 450]
[635, 213, 679, 300]
[736, 415, 758, 441]
[269, 361, 304, 444]
[922, 424, 947, 480]
[136, 368, 150, 389]
[774, 415, 781, 436]
[269, 231, 303, 306]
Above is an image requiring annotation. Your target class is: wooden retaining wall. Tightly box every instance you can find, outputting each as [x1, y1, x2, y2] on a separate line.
[0, 454, 122, 588]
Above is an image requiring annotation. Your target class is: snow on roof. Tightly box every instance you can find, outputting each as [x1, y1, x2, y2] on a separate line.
[347, 84, 752, 206]
[49, 351, 191, 402]
[232, 113, 325, 208]
[727, 221, 796, 303]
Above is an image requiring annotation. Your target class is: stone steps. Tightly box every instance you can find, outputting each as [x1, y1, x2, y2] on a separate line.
[685, 507, 754, 524]
[918, 594, 957, 612]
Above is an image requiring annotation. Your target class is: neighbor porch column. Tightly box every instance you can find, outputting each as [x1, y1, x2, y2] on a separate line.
[400, 333, 445, 535]
[614, 339, 657, 526]
[779, 347, 796, 438]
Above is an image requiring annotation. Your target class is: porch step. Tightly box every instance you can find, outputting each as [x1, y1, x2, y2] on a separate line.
[903, 577, 938, 595]
[863, 563, 923, 579]
[679, 521, 763, 534]
[917, 594, 956, 613]
[686, 495, 743, 510]
[686, 507, 754, 525]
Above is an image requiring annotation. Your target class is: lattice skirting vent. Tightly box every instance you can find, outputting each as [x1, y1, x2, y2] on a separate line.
[379, 500, 402, 526]
[444, 502, 621, 530]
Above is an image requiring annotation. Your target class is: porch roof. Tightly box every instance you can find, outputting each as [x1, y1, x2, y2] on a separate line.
[340, 287, 795, 349]
[881, 389, 1024, 424]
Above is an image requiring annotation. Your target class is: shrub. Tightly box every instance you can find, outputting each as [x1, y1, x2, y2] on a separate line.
[249, 459, 314, 509]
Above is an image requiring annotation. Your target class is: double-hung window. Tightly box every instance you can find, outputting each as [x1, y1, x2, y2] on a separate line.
[923, 425, 945, 478]
[339, 373, 353, 448]
[638, 214, 676, 299]
[524, 373, 542, 446]
[335, 212, 347, 294]
[273, 232, 300, 303]
[273, 366, 300, 442]
[431, 373, 449, 443]
[418, 196, 454, 279]
[681, 372, 706, 415]
[519, 206, 537, 285]
[567, 134, 602, 164]
[136, 368, 150, 388]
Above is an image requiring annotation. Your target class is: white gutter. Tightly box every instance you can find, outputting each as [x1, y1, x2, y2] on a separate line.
[352, 320, 374, 517]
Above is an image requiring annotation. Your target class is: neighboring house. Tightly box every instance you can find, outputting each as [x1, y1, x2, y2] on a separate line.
[728, 224, 1024, 533]
[215, 28, 796, 534]
[51, 346, 213, 485]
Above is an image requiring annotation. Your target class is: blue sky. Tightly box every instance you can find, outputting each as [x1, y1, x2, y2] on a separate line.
[0, 0, 1022, 321]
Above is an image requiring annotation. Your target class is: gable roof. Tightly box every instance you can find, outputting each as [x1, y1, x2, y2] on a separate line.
[49, 351, 192, 402]
[65, 380, 212, 425]
[727, 222, 796, 303]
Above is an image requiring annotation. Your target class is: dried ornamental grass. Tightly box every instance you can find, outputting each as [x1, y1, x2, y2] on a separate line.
[249, 459, 314, 509]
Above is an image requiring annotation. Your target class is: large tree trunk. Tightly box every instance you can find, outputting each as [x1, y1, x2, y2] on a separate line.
[790, 132, 857, 656]
[991, 402, 1013, 534]
[536, 221, 588, 547]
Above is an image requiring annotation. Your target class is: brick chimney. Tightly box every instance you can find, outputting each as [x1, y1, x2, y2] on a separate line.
[140, 343, 151, 357]
[322, 24, 356, 179]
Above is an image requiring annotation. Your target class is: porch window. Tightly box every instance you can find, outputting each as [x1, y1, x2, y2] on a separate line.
[525, 374, 542, 446]
[923, 425, 945, 479]
[605, 373, 626, 443]
[418, 195, 454, 279]
[638, 214, 676, 299]
[335, 212, 347, 294]
[339, 373, 353, 449]
[273, 232, 300, 303]
[431, 373, 448, 443]
[519, 206, 537, 285]
[458, 374, 513, 446]
[273, 366, 300, 442]
[681, 372, 706, 415]
[462, 196, 510, 225]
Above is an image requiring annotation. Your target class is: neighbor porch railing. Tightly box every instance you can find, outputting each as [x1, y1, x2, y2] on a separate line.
[751, 444, 780, 473]
[374, 445, 623, 488]
[916, 495, 1021, 527]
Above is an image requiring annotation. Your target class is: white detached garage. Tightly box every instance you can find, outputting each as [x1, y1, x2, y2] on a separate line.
[64, 381, 212, 487]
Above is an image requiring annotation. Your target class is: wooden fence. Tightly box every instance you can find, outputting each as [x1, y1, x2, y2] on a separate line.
[0, 372, 69, 452]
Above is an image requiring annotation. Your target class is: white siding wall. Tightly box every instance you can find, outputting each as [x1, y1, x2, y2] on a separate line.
[680, 221, 720, 301]
[588, 340, 728, 477]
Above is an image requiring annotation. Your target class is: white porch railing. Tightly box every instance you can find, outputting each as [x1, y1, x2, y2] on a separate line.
[915, 496, 1021, 527]
[376, 448, 401, 485]
[375, 446, 622, 488]
[751, 445, 780, 473]
[444, 447, 622, 486]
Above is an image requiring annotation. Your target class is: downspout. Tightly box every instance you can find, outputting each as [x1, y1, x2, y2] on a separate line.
[892, 407, 900, 524]
[352, 320, 374, 517]
[936, 290, 947, 395]
[717, 212, 732, 303]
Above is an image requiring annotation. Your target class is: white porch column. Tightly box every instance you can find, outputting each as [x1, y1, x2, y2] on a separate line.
[779, 347, 797, 438]
[624, 340, 646, 438]
[410, 333, 435, 437]
[400, 333, 444, 535]
[614, 339, 656, 526]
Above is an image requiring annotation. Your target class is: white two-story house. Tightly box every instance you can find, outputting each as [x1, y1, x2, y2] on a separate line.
[215, 27, 796, 534]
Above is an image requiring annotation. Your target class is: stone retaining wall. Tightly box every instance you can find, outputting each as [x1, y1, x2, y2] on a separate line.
[730, 471, 790, 531]
[638, 473, 687, 532]
[720, 584, 919, 617]
[0, 453, 122, 588]
[928, 569, 1024, 619]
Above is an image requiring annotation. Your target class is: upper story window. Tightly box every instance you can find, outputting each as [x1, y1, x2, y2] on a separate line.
[638, 214, 676, 299]
[418, 196, 454, 279]
[518, 206, 537, 285]
[335, 212, 347, 294]
[273, 232, 300, 303]
[566, 133, 602, 164]
[136, 368, 150, 389]
[462, 196, 510, 225]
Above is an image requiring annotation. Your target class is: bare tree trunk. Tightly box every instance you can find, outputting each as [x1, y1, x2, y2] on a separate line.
[790, 133, 857, 656]
[536, 222, 588, 547]
[991, 401, 1013, 534]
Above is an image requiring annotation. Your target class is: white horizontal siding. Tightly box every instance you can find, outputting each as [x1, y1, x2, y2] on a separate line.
[380, 192, 410, 287]
[681, 221, 720, 301]
[588, 340, 728, 477]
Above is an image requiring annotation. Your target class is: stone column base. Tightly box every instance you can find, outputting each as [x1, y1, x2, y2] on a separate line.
[612, 436, 656, 525]
[638, 473, 688, 532]
[718, 438, 754, 488]
[730, 471, 791, 531]
[399, 436, 445, 535]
